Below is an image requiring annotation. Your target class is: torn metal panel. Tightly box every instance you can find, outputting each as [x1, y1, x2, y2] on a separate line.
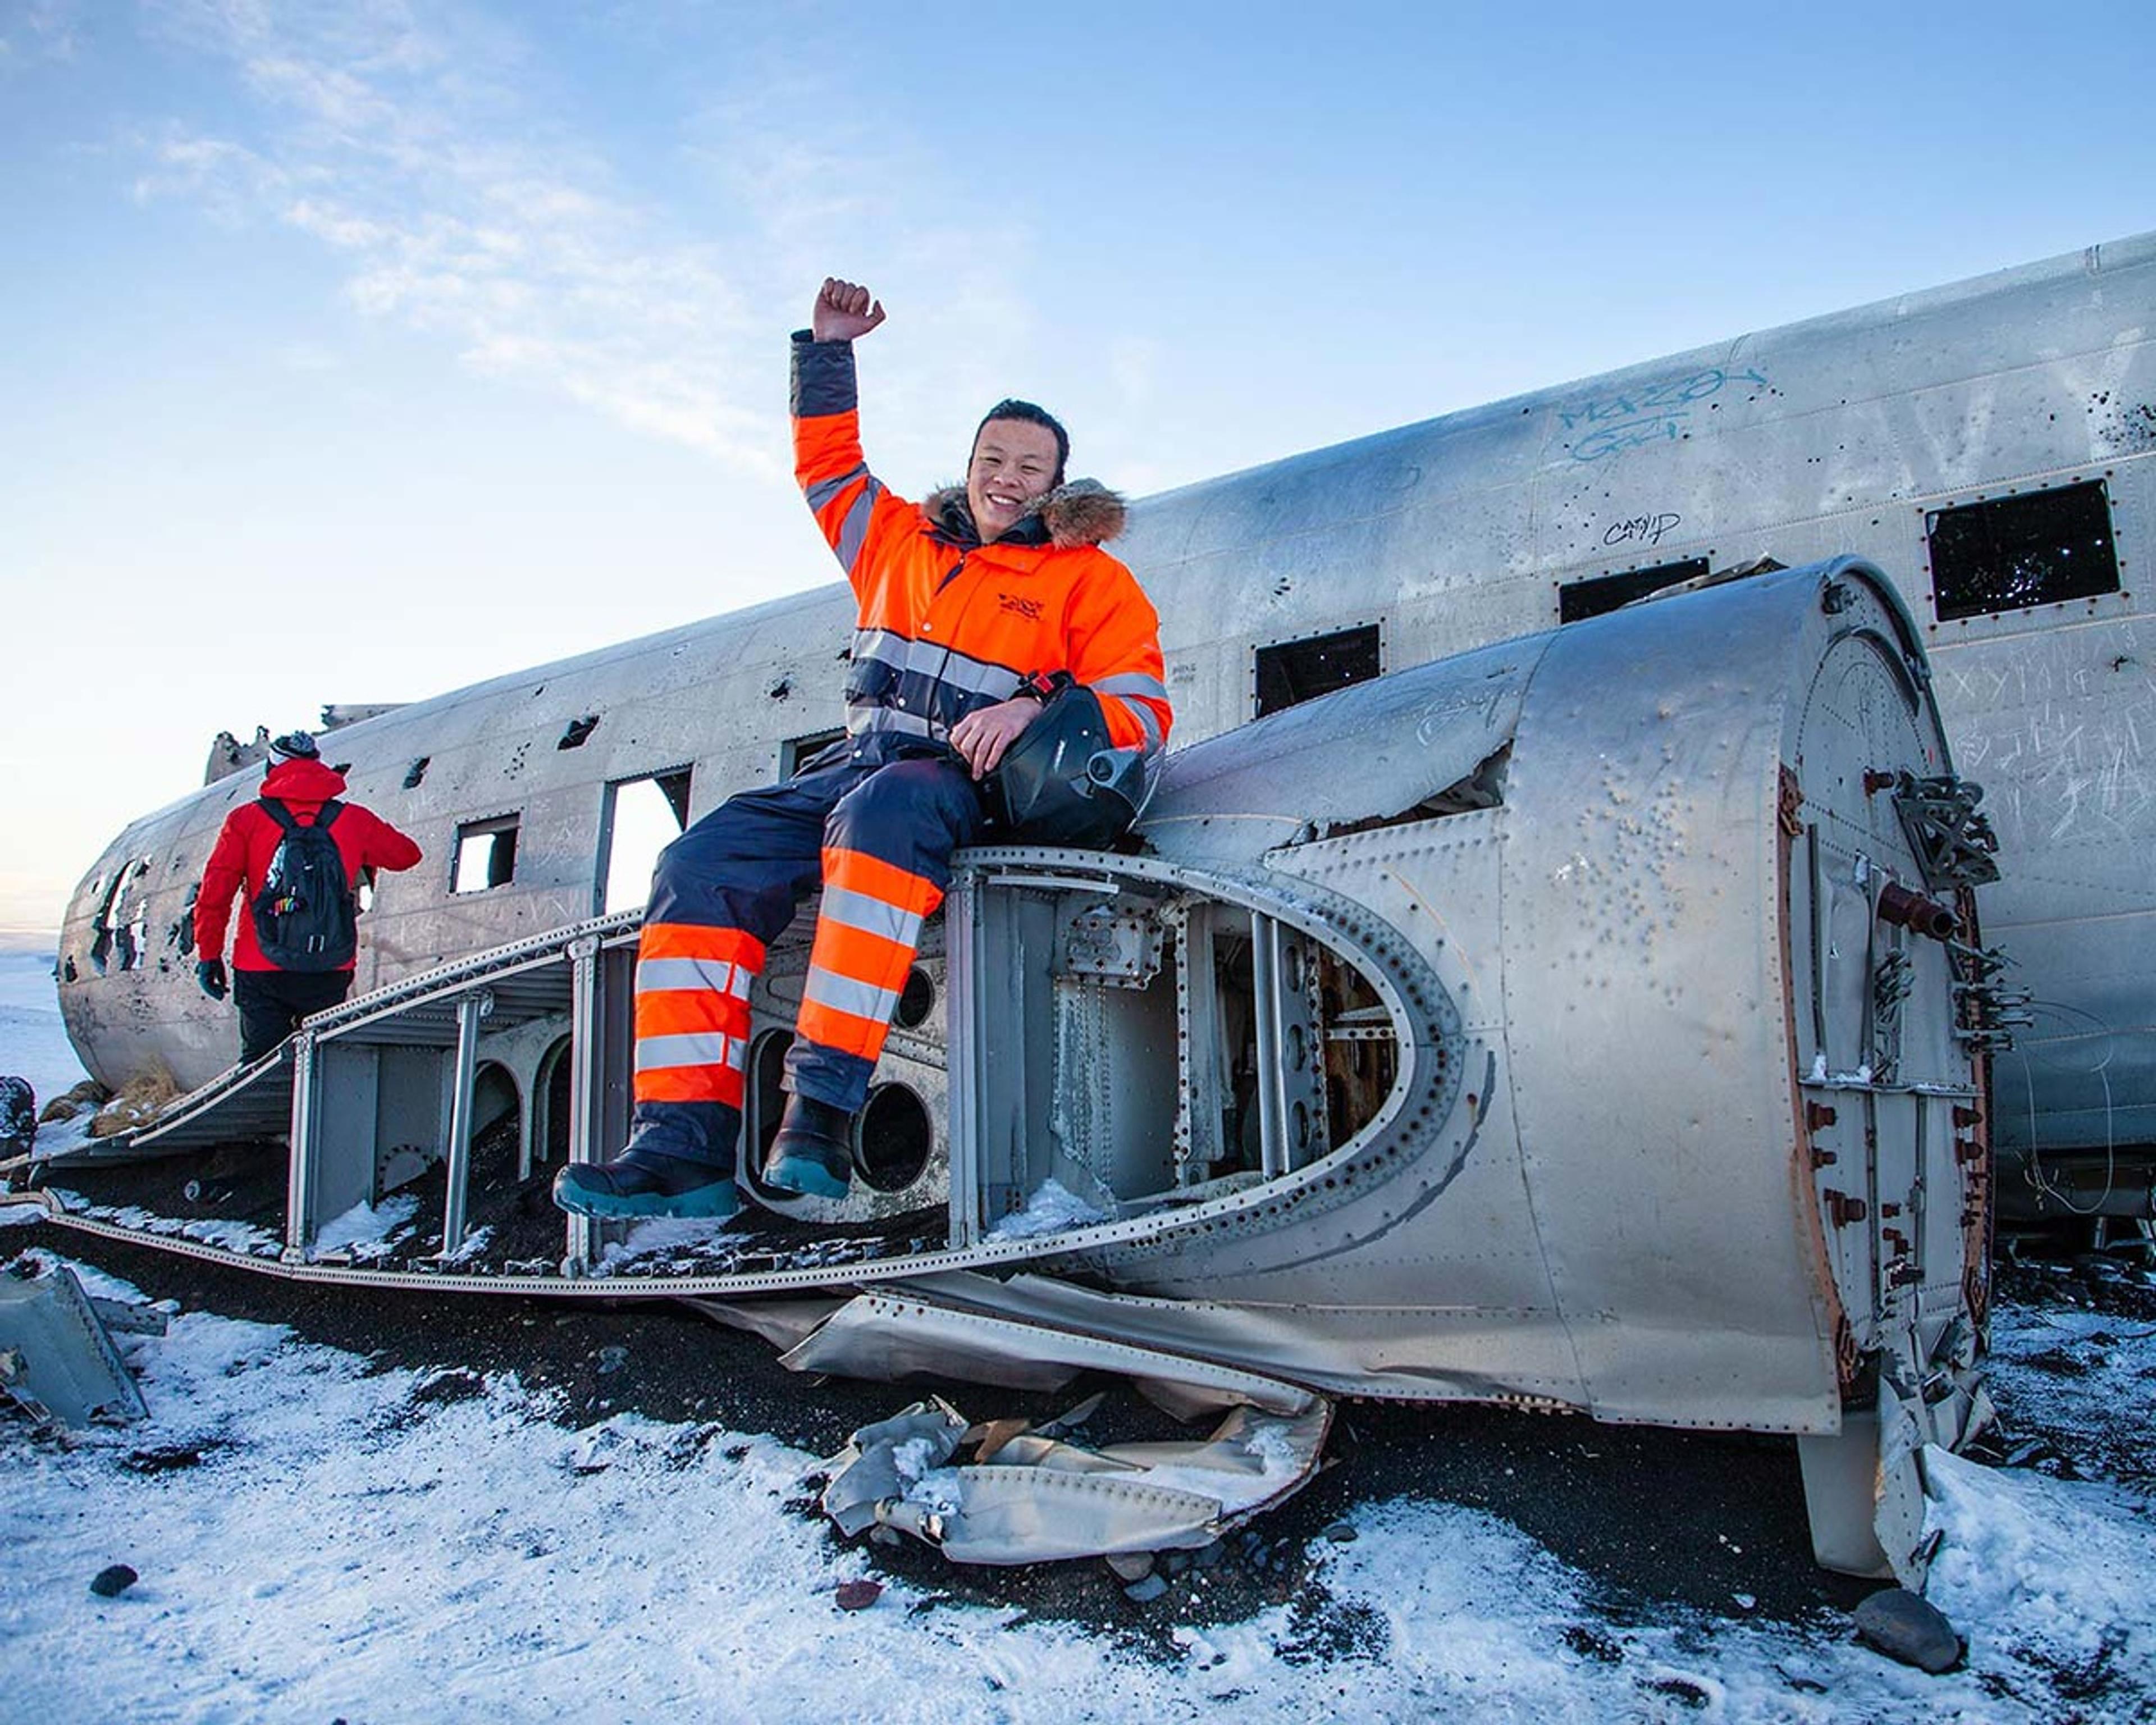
[1143, 633, 1541, 866]
[675, 1294, 851, 1354]
[0, 1265, 148, 1427]
[875, 1270, 1584, 1408]
[819, 1395, 1331, 1565]
[778, 1285, 1321, 1418]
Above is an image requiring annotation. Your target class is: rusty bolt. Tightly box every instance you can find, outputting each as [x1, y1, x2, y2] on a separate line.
[1806, 1101, 1839, 1132]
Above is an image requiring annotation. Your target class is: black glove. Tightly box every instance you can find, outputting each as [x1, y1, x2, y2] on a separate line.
[195, 958, 228, 1001]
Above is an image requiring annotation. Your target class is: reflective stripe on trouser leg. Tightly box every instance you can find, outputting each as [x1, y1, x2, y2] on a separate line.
[633, 924, 765, 1106]
[786, 756, 984, 1111]
[794, 848, 940, 1074]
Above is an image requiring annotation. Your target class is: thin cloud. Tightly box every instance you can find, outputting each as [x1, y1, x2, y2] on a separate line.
[133, 1, 783, 469]
[124, 3, 1045, 487]
[1, 0, 84, 67]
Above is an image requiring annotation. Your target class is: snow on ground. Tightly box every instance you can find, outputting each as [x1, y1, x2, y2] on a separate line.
[4, 982, 2155, 1721]
[1, 1249, 2150, 1723]
[0, 951, 93, 1161]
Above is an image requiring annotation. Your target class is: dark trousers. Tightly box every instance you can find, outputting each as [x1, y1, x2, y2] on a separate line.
[234, 968, 353, 1064]
[627, 749, 985, 1164]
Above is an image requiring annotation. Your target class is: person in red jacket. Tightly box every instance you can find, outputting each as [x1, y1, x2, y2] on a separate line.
[194, 731, 423, 1064]
[555, 276, 1173, 1221]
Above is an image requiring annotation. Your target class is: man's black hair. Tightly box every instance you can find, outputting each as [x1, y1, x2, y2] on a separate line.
[973, 399, 1068, 487]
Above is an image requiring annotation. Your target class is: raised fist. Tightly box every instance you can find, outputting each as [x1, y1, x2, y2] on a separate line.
[812, 277, 887, 343]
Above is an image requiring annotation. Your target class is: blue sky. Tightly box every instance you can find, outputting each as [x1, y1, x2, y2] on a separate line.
[3, 0, 2153, 941]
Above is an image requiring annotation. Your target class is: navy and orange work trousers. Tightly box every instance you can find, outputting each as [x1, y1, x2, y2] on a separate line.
[627, 749, 984, 1169]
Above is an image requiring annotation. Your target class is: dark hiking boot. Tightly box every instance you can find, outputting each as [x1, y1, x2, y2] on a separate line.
[764, 1094, 855, 1199]
[552, 1143, 739, 1221]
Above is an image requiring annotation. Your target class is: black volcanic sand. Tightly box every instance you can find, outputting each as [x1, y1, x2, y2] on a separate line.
[13, 1172, 2149, 1655]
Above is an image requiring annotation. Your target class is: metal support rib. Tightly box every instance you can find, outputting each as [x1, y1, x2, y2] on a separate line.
[439, 991, 486, 1258]
[283, 1033, 319, 1262]
[563, 936, 601, 1274]
[1251, 913, 1288, 1179]
[946, 870, 984, 1250]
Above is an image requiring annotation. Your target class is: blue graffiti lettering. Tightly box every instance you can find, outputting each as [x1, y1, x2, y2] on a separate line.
[1560, 367, 1771, 441]
[1573, 418, 1687, 461]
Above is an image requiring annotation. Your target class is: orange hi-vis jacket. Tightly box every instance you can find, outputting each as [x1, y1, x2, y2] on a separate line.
[791, 334, 1173, 763]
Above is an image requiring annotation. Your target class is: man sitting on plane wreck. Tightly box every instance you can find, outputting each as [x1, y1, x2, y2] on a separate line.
[555, 277, 1173, 1221]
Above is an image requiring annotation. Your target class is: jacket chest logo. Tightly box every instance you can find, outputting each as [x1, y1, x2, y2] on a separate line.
[997, 592, 1044, 620]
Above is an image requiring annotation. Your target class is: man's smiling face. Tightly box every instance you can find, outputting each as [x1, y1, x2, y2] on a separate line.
[966, 418, 1062, 542]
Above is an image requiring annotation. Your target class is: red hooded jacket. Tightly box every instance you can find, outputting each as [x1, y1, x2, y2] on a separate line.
[195, 758, 423, 972]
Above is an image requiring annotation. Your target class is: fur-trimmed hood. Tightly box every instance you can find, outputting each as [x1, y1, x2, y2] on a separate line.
[923, 478, 1127, 549]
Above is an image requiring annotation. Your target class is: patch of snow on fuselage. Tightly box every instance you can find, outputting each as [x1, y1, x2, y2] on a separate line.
[988, 1177, 1107, 1239]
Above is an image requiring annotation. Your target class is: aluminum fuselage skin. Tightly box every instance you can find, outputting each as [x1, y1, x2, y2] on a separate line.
[61, 235, 2154, 1165]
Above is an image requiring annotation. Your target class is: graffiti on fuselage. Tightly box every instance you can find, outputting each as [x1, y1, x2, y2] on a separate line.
[1560, 367, 1772, 461]
[1602, 512, 1684, 547]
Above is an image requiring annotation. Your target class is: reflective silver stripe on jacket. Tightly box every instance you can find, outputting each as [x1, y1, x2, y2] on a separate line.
[1093, 673, 1171, 753]
[805, 463, 870, 513]
[847, 707, 937, 740]
[833, 477, 886, 574]
[851, 629, 1027, 699]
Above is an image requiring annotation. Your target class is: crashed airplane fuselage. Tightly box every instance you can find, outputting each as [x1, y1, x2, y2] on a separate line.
[24, 560, 1994, 1580]
[58, 234, 2156, 1224]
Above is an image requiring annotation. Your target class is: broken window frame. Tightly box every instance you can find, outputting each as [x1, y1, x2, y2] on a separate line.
[1559, 556, 1713, 624]
[90, 857, 152, 974]
[450, 815, 520, 895]
[1252, 621, 1384, 719]
[780, 727, 849, 779]
[1926, 478, 2121, 622]
[595, 767, 695, 918]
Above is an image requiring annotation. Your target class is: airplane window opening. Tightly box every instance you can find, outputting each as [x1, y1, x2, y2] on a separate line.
[857, 1083, 932, 1192]
[654, 768, 692, 827]
[1560, 558, 1712, 623]
[92, 858, 151, 974]
[1254, 624, 1382, 717]
[558, 715, 600, 751]
[403, 757, 430, 790]
[1928, 481, 2120, 620]
[599, 770, 693, 917]
[451, 817, 519, 894]
[780, 727, 848, 778]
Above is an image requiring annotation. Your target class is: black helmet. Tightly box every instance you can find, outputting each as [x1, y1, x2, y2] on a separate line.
[983, 682, 1148, 848]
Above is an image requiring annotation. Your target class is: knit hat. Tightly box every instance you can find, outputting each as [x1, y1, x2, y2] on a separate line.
[268, 731, 321, 763]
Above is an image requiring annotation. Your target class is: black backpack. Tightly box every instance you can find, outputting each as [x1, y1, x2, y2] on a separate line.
[250, 798, 358, 971]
